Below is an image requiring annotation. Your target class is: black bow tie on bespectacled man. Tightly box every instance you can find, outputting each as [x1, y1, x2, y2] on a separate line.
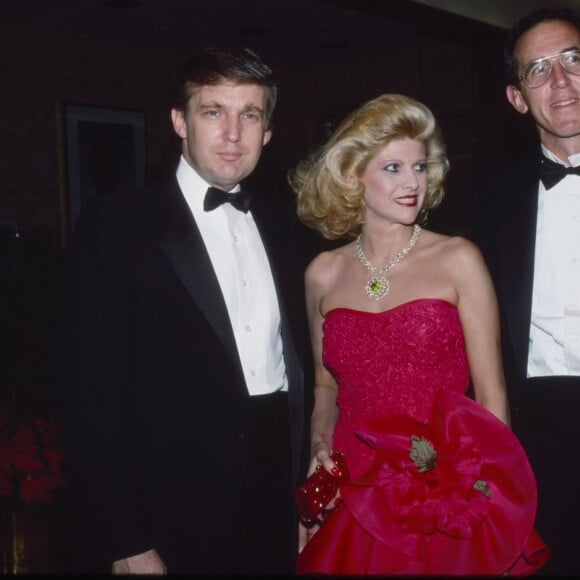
[539, 156, 580, 190]
[203, 186, 252, 213]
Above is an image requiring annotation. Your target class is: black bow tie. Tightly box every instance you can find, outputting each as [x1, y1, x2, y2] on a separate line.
[539, 156, 580, 190]
[203, 186, 252, 213]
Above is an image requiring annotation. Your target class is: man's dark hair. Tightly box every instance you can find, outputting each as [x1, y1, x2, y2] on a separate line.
[171, 45, 278, 128]
[504, 7, 580, 85]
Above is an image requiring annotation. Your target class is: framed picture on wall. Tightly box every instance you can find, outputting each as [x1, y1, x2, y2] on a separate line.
[59, 103, 146, 242]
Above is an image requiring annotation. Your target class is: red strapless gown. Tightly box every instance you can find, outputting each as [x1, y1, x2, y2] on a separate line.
[297, 299, 549, 576]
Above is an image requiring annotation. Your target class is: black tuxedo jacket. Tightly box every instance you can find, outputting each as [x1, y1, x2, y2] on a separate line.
[59, 174, 309, 571]
[473, 150, 542, 382]
[472, 148, 580, 415]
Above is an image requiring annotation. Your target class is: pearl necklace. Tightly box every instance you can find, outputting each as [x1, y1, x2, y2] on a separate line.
[354, 224, 421, 300]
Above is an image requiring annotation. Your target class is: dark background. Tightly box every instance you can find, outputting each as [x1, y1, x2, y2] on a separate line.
[0, 0, 575, 571]
[2, 0, 552, 241]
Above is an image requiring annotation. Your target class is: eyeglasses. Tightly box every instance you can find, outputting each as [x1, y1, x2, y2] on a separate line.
[519, 48, 580, 88]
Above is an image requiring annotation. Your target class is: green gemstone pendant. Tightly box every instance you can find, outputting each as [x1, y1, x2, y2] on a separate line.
[365, 276, 389, 300]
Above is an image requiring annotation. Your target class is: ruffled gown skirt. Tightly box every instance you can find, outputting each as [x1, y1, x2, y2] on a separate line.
[297, 390, 549, 576]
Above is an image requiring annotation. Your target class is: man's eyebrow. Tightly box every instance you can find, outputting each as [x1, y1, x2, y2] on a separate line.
[242, 103, 265, 114]
[198, 101, 224, 110]
[196, 102, 264, 115]
[529, 45, 580, 62]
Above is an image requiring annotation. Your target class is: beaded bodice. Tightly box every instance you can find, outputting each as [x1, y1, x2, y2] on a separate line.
[323, 299, 470, 478]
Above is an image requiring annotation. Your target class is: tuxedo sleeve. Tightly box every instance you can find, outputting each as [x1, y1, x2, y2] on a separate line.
[58, 197, 154, 567]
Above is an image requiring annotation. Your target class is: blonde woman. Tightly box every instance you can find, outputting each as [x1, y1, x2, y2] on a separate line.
[289, 94, 549, 576]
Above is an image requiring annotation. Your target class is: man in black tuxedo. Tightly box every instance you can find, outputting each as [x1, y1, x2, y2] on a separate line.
[59, 46, 308, 574]
[473, 8, 580, 576]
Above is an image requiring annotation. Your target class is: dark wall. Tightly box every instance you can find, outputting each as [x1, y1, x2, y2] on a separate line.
[1, 22, 183, 243]
[1, 1, 536, 242]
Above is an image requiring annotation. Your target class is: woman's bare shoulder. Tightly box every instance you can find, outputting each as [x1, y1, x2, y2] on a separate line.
[421, 230, 483, 264]
[306, 243, 353, 288]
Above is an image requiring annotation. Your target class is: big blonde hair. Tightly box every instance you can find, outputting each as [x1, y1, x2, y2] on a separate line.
[288, 94, 448, 240]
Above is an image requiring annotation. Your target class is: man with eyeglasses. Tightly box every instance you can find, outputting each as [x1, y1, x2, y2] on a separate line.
[473, 7, 580, 576]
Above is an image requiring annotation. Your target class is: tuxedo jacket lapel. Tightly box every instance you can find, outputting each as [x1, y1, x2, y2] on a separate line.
[250, 194, 302, 373]
[498, 154, 542, 376]
[157, 180, 241, 368]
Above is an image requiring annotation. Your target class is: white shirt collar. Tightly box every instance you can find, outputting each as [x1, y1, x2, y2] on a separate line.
[541, 144, 580, 168]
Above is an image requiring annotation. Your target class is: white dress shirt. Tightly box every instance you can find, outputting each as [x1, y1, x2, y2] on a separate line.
[176, 156, 288, 394]
[527, 145, 580, 376]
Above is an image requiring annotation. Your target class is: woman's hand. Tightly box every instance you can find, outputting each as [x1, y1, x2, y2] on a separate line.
[297, 441, 343, 553]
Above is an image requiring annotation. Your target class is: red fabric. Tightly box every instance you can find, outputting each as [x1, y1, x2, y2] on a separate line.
[298, 300, 549, 576]
[298, 391, 549, 575]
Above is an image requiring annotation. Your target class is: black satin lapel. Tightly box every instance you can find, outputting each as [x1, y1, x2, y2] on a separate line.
[251, 198, 304, 377]
[499, 159, 540, 375]
[250, 198, 290, 316]
[157, 190, 240, 365]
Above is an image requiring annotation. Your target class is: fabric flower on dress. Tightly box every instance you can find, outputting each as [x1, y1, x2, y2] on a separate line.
[373, 427, 491, 539]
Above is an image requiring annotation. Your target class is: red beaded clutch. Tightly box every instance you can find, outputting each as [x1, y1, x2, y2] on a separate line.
[295, 451, 349, 525]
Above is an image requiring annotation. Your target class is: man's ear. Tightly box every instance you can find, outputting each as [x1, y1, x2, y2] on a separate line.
[171, 109, 187, 138]
[506, 84, 529, 114]
[262, 129, 272, 147]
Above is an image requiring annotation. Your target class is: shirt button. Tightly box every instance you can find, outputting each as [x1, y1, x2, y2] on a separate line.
[233, 235, 239, 242]
[245, 325, 252, 332]
[242, 280, 248, 286]
[251, 370, 256, 377]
